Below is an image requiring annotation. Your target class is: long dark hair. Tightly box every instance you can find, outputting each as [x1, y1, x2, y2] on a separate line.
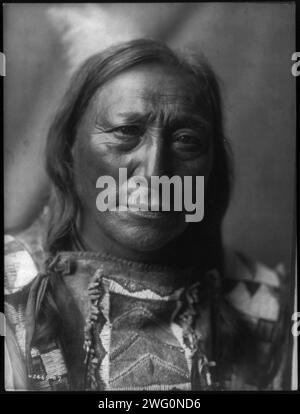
[29, 39, 235, 388]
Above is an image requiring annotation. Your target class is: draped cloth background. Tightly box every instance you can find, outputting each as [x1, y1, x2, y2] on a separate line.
[4, 3, 295, 271]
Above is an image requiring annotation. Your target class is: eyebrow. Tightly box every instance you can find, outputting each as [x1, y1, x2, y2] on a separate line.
[115, 111, 210, 129]
[115, 111, 155, 124]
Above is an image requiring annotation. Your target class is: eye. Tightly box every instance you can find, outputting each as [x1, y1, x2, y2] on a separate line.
[173, 132, 199, 144]
[172, 129, 205, 146]
[112, 125, 141, 138]
[172, 129, 210, 158]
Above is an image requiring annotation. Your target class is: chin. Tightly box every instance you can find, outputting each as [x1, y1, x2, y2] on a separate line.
[114, 224, 179, 252]
[106, 218, 185, 253]
[95, 210, 188, 254]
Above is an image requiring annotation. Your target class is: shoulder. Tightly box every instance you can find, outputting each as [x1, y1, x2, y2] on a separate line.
[221, 249, 289, 389]
[5, 212, 47, 295]
[223, 248, 286, 325]
[5, 214, 48, 360]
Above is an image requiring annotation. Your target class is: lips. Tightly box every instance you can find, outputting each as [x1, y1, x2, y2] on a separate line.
[101, 179, 179, 216]
[117, 188, 162, 212]
[126, 208, 166, 218]
[112, 205, 180, 226]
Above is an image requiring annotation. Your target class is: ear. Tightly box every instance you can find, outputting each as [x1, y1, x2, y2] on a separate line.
[47, 4, 142, 74]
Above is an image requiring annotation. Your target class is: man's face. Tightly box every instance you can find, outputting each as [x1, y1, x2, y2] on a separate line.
[73, 64, 213, 253]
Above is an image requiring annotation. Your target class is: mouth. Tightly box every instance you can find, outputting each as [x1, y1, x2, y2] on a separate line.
[110, 204, 179, 222]
[125, 209, 168, 219]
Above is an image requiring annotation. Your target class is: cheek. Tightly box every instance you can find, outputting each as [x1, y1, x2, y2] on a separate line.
[173, 152, 213, 181]
[72, 142, 104, 211]
[73, 135, 133, 214]
[74, 137, 121, 189]
[171, 146, 213, 203]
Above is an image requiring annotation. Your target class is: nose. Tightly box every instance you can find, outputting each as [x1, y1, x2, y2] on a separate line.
[132, 128, 167, 179]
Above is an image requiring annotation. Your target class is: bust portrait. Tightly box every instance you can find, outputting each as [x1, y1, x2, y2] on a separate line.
[4, 38, 289, 391]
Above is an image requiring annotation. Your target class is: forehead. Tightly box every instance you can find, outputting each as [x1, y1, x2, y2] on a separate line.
[92, 64, 205, 120]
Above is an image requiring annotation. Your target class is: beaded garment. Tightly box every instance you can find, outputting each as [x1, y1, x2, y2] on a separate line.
[4, 219, 289, 391]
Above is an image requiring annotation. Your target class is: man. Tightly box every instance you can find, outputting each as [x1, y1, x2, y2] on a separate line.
[5, 39, 288, 391]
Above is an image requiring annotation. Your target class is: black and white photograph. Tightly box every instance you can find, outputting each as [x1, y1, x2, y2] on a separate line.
[3, 2, 297, 393]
